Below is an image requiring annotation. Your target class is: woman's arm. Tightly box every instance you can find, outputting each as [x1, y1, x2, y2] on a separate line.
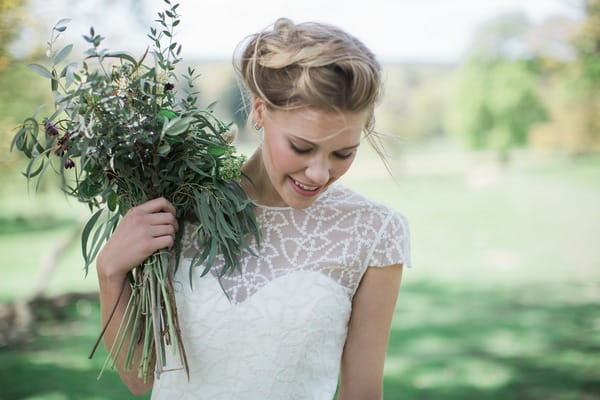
[338, 264, 403, 400]
[96, 197, 179, 396]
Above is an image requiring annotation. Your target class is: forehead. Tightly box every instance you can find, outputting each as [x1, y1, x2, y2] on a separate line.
[266, 107, 368, 143]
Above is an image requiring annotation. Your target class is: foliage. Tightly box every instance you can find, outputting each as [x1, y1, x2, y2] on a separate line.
[0, 0, 26, 72]
[0, 63, 53, 186]
[446, 13, 547, 161]
[10, 0, 259, 382]
[532, 0, 600, 155]
[376, 64, 451, 143]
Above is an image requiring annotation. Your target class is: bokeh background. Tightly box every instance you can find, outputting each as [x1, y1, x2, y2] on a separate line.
[1, 0, 599, 399]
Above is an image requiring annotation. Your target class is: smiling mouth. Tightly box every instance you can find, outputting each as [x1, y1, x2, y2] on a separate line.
[290, 177, 321, 192]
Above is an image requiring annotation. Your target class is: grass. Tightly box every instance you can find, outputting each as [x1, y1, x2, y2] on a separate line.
[0, 148, 599, 399]
[0, 299, 150, 400]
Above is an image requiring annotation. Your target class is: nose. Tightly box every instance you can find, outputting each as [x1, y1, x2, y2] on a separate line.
[304, 156, 330, 186]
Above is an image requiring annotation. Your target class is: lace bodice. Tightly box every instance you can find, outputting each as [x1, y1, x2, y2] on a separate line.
[151, 185, 410, 400]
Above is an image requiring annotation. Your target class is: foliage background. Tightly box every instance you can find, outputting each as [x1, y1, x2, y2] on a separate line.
[1, 0, 599, 399]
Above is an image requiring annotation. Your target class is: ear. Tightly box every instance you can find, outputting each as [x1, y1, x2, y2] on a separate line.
[251, 97, 266, 129]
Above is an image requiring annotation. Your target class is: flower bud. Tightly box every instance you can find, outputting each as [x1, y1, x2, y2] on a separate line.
[64, 158, 75, 169]
[44, 120, 59, 136]
[164, 83, 174, 91]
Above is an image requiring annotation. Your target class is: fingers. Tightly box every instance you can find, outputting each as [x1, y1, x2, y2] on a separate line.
[136, 197, 176, 215]
[146, 211, 179, 230]
[152, 235, 175, 250]
[149, 224, 176, 239]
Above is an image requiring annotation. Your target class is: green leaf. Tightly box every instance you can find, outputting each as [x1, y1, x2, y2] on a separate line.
[53, 44, 73, 64]
[107, 191, 117, 211]
[157, 109, 177, 123]
[28, 64, 54, 79]
[207, 145, 227, 157]
[82, 208, 104, 267]
[54, 26, 67, 32]
[158, 143, 171, 155]
[24, 157, 45, 179]
[163, 117, 193, 136]
[55, 18, 72, 26]
[104, 51, 138, 67]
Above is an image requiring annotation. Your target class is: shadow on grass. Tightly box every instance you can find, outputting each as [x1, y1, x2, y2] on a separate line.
[0, 360, 147, 400]
[0, 216, 76, 236]
[0, 299, 150, 400]
[384, 281, 600, 400]
[1, 281, 599, 400]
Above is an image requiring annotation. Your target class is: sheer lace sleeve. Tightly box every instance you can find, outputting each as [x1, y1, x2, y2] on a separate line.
[364, 208, 411, 269]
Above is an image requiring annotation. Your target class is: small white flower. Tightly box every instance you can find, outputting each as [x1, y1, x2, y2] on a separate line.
[156, 70, 168, 84]
[115, 76, 130, 97]
[222, 124, 238, 144]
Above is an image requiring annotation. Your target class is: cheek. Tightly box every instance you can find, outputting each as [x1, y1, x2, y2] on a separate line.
[331, 156, 356, 178]
[267, 137, 304, 174]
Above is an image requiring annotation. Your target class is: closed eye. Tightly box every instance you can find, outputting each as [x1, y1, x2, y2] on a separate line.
[290, 142, 312, 154]
[333, 152, 354, 160]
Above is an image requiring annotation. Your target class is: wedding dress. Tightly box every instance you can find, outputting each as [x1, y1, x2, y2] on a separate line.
[151, 184, 410, 400]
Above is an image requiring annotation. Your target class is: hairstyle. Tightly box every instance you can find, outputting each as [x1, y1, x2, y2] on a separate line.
[233, 18, 383, 137]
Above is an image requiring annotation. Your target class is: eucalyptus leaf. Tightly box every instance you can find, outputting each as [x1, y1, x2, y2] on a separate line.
[55, 18, 72, 26]
[53, 44, 73, 64]
[163, 116, 193, 136]
[107, 191, 117, 211]
[81, 208, 104, 268]
[28, 63, 54, 79]
[207, 145, 227, 157]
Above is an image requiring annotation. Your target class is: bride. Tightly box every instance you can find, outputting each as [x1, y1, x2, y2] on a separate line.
[96, 17, 411, 399]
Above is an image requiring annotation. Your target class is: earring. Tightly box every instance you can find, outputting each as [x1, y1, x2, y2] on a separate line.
[253, 122, 262, 131]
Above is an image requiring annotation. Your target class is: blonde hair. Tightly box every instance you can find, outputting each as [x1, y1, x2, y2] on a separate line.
[234, 18, 383, 137]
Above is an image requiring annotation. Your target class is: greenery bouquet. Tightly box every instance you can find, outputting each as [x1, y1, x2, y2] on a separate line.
[11, 0, 259, 382]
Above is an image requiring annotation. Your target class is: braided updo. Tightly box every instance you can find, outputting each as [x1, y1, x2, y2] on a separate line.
[234, 18, 382, 133]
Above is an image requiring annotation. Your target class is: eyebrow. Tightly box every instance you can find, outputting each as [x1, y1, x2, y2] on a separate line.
[290, 135, 361, 151]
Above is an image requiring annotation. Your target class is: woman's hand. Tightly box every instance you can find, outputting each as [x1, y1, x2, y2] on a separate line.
[97, 197, 179, 281]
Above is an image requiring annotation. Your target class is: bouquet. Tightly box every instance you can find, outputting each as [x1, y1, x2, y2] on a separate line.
[11, 0, 259, 382]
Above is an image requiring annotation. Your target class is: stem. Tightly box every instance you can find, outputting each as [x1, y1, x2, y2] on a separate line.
[88, 275, 127, 359]
[149, 265, 164, 376]
[97, 284, 136, 380]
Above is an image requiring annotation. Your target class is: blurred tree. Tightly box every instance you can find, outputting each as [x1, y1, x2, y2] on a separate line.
[0, 0, 25, 72]
[376, 64, 451, 145]
[446, 12, 547, 162]
[530, 0, 600, 155]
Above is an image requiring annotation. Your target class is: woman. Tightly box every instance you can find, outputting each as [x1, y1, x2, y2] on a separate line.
[97, 18, 411, 399]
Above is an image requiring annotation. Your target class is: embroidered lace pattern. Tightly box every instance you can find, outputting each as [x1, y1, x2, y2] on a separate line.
[151, 184, 410, 399]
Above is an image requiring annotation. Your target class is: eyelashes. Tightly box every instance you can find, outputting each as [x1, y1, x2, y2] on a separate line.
[290, 142, 311, 154]
[289, 142, 354, 160]
[333, 152, 354, 160]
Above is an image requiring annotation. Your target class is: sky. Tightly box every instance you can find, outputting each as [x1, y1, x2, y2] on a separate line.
[14, 0, 584, 63]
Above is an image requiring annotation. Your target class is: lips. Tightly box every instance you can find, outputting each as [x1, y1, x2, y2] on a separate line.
[289, 177, 323, 196]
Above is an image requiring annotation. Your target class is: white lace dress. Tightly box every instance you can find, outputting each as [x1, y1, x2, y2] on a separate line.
[151, 184, 411, 400]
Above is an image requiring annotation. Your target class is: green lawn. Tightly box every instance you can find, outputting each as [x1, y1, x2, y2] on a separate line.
[1, 149, 599, 399]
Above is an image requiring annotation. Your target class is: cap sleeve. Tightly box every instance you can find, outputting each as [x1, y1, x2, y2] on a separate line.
[364, 209, 411, 268]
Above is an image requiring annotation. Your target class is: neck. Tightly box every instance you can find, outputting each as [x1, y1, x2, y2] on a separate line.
[241, 147, 283, 207]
